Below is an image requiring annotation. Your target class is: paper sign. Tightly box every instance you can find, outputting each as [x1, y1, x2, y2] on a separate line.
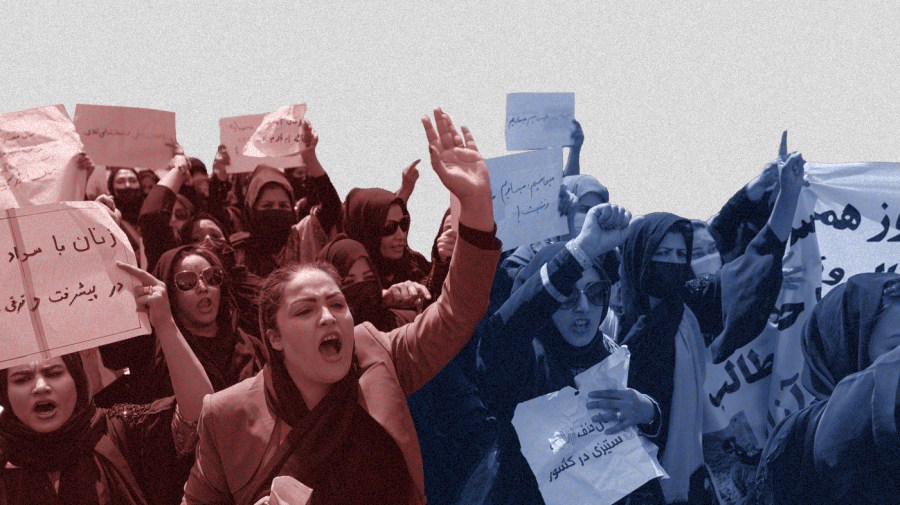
[219, 113, 304, 174]
[74, 104, 176, 170]
[487, 148, 568, 251]
[270, 476, 313, 505]
[506, 93, 575, 151]
[0, 105, 87, 210]
[242, 104, 307, 158]
[513, 346, 667, 505]
[0, 201, 150, 369]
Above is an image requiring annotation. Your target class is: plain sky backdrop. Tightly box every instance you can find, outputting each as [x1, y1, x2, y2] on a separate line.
[2, 2, 899, 253]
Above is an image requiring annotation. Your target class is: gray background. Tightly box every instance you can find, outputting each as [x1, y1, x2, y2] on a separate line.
[2, 1, 898, 253]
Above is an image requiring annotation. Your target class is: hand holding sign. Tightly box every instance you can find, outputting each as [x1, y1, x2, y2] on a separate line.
[587, 389, 657, 435]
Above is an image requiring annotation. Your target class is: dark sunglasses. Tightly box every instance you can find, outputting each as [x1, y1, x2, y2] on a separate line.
[381, 215, 411, 236]
[173, 267, 224, 292]
[559, 281, 609, 310]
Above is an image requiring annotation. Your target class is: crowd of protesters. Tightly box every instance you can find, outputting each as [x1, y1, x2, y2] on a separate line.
[0, 107, 896, 505]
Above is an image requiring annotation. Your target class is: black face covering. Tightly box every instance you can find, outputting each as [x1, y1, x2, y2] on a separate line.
[644, 261, 692, 300]
[249, 209, 295, 253]
[114, 187, 144, 223]
[343, 279, 384, 323]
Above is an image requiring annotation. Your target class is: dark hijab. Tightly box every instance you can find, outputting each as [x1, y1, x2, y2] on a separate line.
[0, 354, 148, 504]
[252, 288, 412, 504]
[342, 187, 429, 286]
[515, 243, 613, 382]
[617, 212, 693, 453]
[316, 235, 413, 332]
[0, 354, 99, 472]
[758, 273, 900, 504]
[154, 245, 264, 392]
[801, 272, 900, 400]
[107, 167, 144, 224]
[243, 165, 297, 259]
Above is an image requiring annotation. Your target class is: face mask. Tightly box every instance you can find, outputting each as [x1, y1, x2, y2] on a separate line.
[249, 209, 295, 253]
[644, 261, 692, 300]
[691, 252, 722, 277]
[342, 280, 384, 323]
[114, 188, 144, 223]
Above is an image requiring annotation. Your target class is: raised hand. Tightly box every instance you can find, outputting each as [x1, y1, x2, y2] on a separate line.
[435, 225, 457, 263]
[402, 159, 420, 188]
[571, 204, 633, 259]
[95, 194, 122, 226]
[570, 119, 584, 149]
[212, 144, 230, 181]
[117, 261, 174, 329]
[778, 151, 806, 196]
[421, 108, 492, 231]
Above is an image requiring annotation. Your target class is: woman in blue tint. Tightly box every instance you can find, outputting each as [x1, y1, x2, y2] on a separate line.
[757, 272, 899, 504]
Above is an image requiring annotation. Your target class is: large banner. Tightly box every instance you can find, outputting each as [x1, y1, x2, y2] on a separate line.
[0, 201, 150, 369]
[701, 162, 899, 504]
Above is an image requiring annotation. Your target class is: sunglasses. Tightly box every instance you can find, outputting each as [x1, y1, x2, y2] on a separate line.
[173, 267, 224, 292]
[559, 281, 609, 310]
[381, 215, 411, 236]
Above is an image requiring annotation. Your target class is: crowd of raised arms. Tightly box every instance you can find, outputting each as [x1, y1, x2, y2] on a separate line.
[0, 108, 896, 505]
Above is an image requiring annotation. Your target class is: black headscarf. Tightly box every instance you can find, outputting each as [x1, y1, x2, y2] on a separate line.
[317, 235, 413, 332]
[254, 308, 412, 504]
[758, 273, 900, 504]
[0, 353, 101, 473]
[154, 245, 264, 392]
[342, 187, 430, 286]
[514, 243, 613, 383]
[618, 212, 693, 454]
[107, 167, 144, 224]
[801, 272, 900, 400]
[243, 165, 297, 262]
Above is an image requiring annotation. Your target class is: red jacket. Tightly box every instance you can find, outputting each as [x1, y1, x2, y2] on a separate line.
[182, 234, 500, 505]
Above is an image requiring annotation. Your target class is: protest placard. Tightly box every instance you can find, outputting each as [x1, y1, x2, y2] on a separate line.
[219, 112, 305, 173]
[513, 346, 667, 505]
[0, 201, 150, 369]
[242, 104, 307, 158]
[506, 93, 575, 151]
[0, 105, 87, 210]
[486, 148, 568, 251]
[700, 161, 899, 504]
[74, 104, 176, 170]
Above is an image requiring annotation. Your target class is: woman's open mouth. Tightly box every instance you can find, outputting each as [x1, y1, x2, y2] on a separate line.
[197, 297, 213, 312]
[572, 318, 591, 334]
[319, 333, 344, 361]
[33, 400, 58, 419]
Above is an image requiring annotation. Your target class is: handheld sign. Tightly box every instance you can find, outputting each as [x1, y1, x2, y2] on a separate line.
[74, 104, 176, 170]
[0, 105, 87, 210]
[506, 93, 575, 151]
[0, 201, 150, 369]
[513, 346, 667, 505]
[486, 148, 568, 251]
[219, 112, 304, 174]
[242, 104, 308, 158]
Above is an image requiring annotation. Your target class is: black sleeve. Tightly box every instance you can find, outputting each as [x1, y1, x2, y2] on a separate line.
[708, 187, 773, 264]
[138, 185, 179, 273]
[306, 173, 343, 234]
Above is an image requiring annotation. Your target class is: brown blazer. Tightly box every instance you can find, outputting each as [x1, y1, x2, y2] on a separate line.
[182, 235, 500, 505]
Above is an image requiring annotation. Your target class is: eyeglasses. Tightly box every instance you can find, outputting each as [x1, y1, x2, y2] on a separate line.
[381, 215, 411, 236]
[173, 267, 224, 292]
[559, 281, 609, 310]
